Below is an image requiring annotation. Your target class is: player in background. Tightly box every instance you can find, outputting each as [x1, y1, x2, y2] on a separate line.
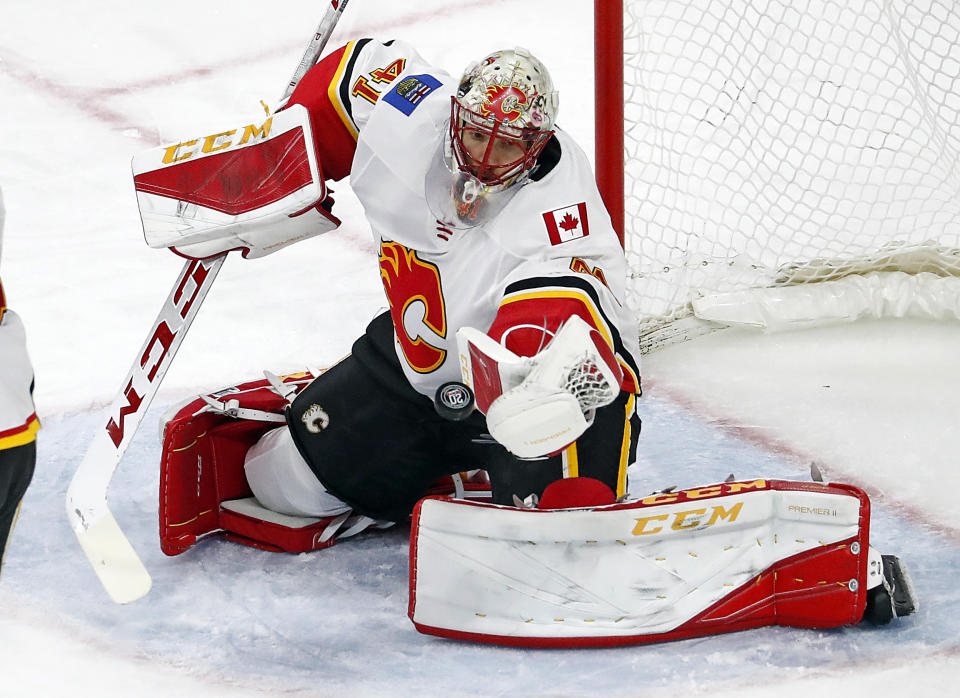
[159, 41, 642, 542]
[0, 184, 39, 577]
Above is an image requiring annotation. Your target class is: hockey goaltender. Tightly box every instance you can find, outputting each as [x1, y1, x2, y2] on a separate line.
[128, 40, 916, 646]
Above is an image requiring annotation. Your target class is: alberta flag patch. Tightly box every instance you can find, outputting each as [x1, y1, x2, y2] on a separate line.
[384, 74, 442, 115]
[543, 203, 590, 245]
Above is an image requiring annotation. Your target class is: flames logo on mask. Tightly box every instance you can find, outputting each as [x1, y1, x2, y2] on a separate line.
[480, 85, 529, 123]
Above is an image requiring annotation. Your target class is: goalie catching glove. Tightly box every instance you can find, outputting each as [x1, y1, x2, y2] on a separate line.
[458, 314, 623, 458]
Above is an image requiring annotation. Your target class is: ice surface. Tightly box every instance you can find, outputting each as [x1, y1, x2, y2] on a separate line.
[1, 1, 959, 696]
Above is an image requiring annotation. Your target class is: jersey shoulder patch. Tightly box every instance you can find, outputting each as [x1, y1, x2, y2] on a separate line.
[382, 73, 443, 116]
[331, 40, 438, 136]
[542, 202, 590, 245]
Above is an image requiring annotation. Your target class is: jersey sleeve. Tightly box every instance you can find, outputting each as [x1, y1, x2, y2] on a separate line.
[286, 39, 432, 182]
[486, 258, 641, 394]
[482, 128, 642, 393]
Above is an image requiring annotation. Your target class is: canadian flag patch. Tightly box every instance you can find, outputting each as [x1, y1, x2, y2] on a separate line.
[542, 203, 589, 245]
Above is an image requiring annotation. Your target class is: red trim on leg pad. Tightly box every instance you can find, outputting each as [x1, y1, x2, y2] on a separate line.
[218, 498, 340, 553]
[408, 480, 872, 646]
[159, 374, 313, 555]
[160, 407, 275, 555]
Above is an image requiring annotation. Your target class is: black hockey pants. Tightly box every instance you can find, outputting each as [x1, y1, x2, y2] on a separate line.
[0, 441, 36, 575]
[285, 312, 641, 523]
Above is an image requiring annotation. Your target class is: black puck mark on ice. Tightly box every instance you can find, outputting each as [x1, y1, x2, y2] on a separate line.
[434, 381, 475, 421]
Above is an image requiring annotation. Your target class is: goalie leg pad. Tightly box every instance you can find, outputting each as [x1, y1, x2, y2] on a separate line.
[160, 371, 491, 555]
[243, 426, 352, 518]
[409, 479, 886, 647]
[160, 373, 362, 555]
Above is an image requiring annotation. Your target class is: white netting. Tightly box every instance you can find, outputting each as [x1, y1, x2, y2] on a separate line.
[563, 355, 618, 411]
[619, 0, 960, 344]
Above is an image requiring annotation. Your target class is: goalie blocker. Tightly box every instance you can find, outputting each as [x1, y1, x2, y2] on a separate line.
[132, 104, 339, 261]
[409, 477, 917, 647]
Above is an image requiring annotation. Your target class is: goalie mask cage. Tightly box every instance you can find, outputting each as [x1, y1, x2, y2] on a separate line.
[595, 0, 960, 351]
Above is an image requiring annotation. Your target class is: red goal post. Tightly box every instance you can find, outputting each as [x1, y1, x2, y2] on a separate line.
[595, 0, 960, 352]
[595, 0, 625, 245]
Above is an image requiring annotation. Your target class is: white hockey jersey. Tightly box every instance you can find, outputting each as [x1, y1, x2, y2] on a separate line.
[0, 188, 39, 450]
[289, 40, 641, 399]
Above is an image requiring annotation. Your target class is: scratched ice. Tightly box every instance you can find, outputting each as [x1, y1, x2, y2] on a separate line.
[2, 1, 959, 696]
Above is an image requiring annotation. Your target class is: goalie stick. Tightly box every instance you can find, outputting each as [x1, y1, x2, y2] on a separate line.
[65, 0, 352, 604]
[65, 257, 222, 603]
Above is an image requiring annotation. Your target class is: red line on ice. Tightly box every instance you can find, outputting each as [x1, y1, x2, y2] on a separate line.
[0, 1, 492, 145]
[646, 377, 960, 543]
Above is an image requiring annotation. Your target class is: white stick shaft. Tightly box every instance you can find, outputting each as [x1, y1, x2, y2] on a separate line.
[68, 256, 224, 509]
[66, 1, 353, 604]
[281, 0, 351, 102]
[66, 256, 224, 603]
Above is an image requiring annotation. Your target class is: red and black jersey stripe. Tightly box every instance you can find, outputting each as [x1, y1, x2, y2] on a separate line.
[333, 38, 375, 134]
[491, 275, 641, 394]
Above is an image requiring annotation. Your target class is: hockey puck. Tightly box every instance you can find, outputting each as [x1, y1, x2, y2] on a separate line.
[433, 381, 475, 421]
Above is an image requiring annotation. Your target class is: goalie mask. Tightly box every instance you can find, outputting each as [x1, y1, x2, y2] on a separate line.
[426, 48, 559, 229]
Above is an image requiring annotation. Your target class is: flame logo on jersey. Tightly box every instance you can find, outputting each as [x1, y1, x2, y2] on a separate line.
[480, 85, 528, 123]
[378, 241, 447, 373]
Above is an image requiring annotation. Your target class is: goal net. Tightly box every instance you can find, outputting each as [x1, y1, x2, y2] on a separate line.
[595, 0, 960, 351]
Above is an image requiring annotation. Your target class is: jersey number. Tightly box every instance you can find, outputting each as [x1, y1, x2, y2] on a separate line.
[351, 58, 407, 105]
[570, 258, 608, 287]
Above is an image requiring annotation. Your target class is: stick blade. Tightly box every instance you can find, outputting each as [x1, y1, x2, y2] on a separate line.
[65, 432, 152, 603]
[70, 507, 153, 604]
[62, 257, 226, 604]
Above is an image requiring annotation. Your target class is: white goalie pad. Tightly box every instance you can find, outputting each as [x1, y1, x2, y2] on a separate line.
[132, 104, 338, 259]
[409, 479, 871, 647]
